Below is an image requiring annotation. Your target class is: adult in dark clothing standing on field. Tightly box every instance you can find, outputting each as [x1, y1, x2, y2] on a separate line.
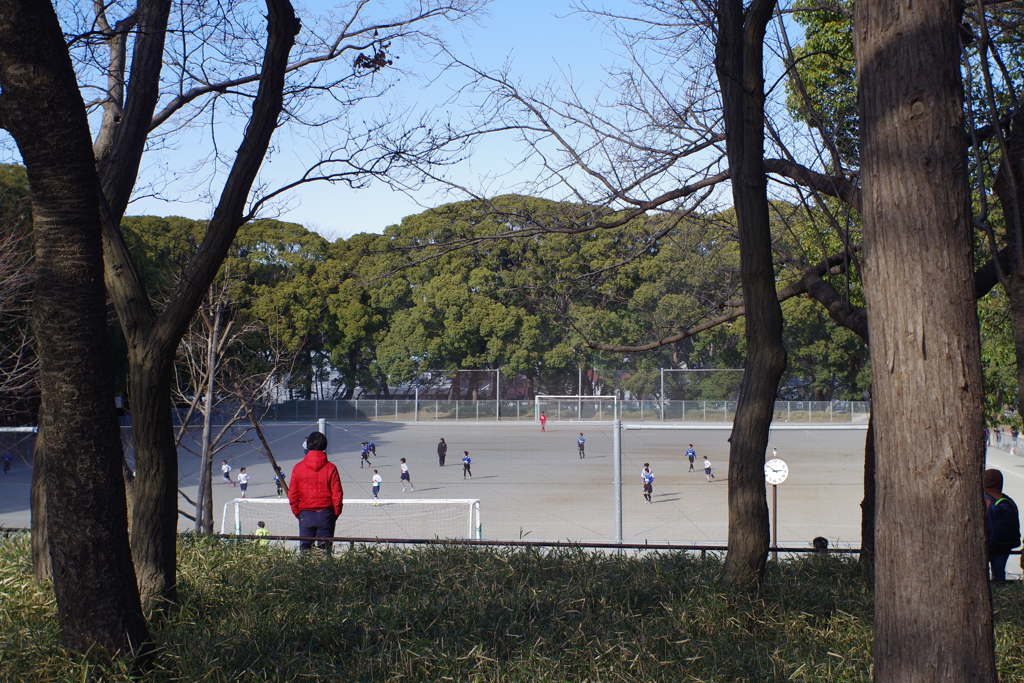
[984, 468, 1021, 581]
[437, 437, 448, 467]
[288, 431, 343, 551]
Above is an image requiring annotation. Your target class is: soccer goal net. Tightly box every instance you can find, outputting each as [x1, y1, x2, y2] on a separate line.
[221, 498, 482, 540]
[535, 395, 618, 422]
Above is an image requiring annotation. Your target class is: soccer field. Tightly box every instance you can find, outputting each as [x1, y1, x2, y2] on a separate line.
[3, 419, 1021, 568]
[192, 419, 872, 548]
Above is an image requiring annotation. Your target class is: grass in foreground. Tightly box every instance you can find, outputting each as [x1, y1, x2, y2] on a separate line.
[1, 534, 1021, 682]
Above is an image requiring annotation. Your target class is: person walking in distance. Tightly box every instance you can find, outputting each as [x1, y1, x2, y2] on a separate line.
[221, 460, 235, 486]
[371, 469, 382, 504]
[2, 452, 12, 475]
[577, 433, 586, 459]
[462, 451, 473, 479]
[642, 463, 654, 503]
[703, 456, 714, 482]
[274, 470, 286, 498]
[685, 444, 696, 472]
[437, 437, 448, 467]
[237, 467, 250, 498]
[539, 412, 547, 432]
[400, 458, 414, 491]
[288, 431, 343, 552]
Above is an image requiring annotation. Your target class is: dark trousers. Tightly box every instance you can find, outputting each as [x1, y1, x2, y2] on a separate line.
[298, 509, 337, 551]
[989, 551, 1010, 581]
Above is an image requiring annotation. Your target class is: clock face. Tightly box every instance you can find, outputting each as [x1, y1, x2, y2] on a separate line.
[764, 458, 789, 484]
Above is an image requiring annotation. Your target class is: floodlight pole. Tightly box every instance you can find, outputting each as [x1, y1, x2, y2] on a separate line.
[660, 369, 665, 422]
[613, 418, 623, 546]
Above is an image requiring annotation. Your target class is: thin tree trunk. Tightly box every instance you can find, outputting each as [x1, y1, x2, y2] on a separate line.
[859, 413, 875, 567]
[715, 0, 785, 587]
[126, 360, 178, 609]
[196, 301, 221, 534]
[855, 0, 995, 677]
[30, 423, 49, 583]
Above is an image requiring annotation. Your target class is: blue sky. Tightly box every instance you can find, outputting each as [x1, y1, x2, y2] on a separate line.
[131, 0, 634, 240]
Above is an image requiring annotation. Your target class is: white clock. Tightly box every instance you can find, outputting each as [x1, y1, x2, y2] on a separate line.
[764, 458, 789, 485]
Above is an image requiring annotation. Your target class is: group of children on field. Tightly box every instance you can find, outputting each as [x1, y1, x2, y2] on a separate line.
[225, 428, 723, 522]
[218, 434, 478, 507]
[639, 445, 713, 505]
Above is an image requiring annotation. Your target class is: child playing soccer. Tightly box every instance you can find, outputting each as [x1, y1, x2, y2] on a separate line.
[372, 469, 382, 503]
[462, 451, 472, 479]
[237, 467, 250, 498]
[360, 442, 371, 468]
[221, 460, 234, 486]
[642, 464, 654, 503]
[400, 458, 414, 491]
[703, 456, 714, 482]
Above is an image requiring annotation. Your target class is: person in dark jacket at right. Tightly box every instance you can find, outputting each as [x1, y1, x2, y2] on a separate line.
[985, 468, 1021, 581]
[437, 437, 447, 467]
[288, 431, 343, 552]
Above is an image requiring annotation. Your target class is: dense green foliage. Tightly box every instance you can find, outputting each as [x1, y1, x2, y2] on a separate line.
[116, 196, 873, 403]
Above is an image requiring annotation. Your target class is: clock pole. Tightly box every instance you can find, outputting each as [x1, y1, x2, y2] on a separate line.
[772, 484, 778, 562]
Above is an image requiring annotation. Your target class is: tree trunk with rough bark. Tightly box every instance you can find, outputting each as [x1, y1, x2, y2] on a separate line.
[855, 0, 996, 678]
[715, 0, 787, 587]
[30, 426, 49, 583]
[0, 0, 149, 653]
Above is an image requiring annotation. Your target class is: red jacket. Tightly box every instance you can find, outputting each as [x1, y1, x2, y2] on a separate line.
[288, 450, 343, 517]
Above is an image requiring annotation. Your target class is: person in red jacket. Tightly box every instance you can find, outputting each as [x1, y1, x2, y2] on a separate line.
[288, 431, 343, 551]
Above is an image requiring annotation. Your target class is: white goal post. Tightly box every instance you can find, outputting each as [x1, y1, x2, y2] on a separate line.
[221, 498, 482, 540]
[535, 395, 618, 422]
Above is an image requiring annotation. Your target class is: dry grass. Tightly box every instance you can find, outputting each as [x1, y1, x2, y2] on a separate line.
[0, 533, 1021, 682]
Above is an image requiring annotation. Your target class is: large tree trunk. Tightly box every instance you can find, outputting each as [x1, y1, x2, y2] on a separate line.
[715, 0, 786, 586]
[0, 0, 149, 653]
[855, 0, 996, 678]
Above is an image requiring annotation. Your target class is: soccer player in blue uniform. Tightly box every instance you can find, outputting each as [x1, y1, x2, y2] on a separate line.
[577, 433, 586, 459]
[642, 464, 654, 503]
[686, 444, 697, 472]
[360, 441, 371, 468]
[462, 451, 472, 479]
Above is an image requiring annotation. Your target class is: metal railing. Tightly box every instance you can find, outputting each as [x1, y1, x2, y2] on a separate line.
[261, 399, 870, 423]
